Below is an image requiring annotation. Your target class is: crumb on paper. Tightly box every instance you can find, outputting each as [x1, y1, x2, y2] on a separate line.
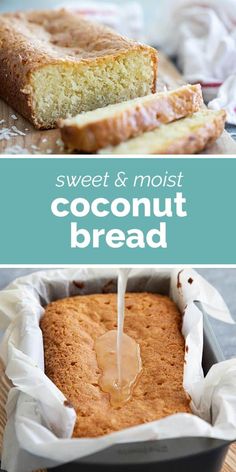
[11, 114, 18, 120]
[25, 128, 29, 131]
[42, 138, 48, 143]
[177, 269, 183, 289]
[31, 144, 39, 150]
[46, 149, 52, 154]
[0, 119, 5, 125]
[73, 280, 85, 290]
[64, 400, 74, 408]
[183, 304, 188, 316]
[102, 279, 116, 293]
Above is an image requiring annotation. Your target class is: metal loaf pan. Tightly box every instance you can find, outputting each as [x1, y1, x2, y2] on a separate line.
[51, 301, 232, 472]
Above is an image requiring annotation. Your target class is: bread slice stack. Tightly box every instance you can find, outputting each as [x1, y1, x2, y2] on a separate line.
[59, 84, 226, 154]
[100, 109, 226, 155]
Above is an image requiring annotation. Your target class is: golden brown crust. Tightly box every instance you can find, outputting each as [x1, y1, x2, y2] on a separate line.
[100, 109, 226, 155]
[151, 50, 158, 94]
[0, 9, 157, 129]
[40, 293, 191, 438]
[59, 84, 203, 152]
[162, 110, 226, 155]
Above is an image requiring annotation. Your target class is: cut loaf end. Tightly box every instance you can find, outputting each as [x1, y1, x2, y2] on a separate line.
[31, 49, 157, 129]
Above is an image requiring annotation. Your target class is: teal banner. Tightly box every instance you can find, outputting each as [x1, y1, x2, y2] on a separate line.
[0, 157, 235, 264]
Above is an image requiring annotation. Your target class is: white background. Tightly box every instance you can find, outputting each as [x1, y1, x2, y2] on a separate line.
[0, 0, 164, 24]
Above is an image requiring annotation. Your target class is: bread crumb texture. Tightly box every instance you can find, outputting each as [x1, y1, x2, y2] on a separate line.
[40, 293, 191, 438]
[0, 10, 157, 128]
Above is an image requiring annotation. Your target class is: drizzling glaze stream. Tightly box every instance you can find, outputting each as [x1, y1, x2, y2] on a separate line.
[94, 270, 142, 407]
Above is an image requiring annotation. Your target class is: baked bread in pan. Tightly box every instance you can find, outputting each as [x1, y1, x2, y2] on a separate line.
[0, 9, 157, 129]
[40, 292, 191, 438]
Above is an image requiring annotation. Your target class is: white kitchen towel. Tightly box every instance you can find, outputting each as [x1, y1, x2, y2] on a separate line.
[155, 0, 236, 124]
[56, 1, 144, 41]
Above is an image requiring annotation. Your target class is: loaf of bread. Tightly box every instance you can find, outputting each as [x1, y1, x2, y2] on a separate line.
[59, 84, 203, 152]
[40, 292, 191, 438]
[100, 109, 226, 154]
[0, 10, 157, 129]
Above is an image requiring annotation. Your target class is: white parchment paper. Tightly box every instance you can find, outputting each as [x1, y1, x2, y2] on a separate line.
[0, 268, 235, 472]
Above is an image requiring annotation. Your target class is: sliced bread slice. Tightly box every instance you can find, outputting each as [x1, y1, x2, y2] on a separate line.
[99, 109, 226, 155]
[59, 84, 203, 152]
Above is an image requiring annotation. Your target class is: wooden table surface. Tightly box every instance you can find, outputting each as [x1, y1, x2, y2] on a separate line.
[0, 52, 236, 155]
[223, 443, 236, 472]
